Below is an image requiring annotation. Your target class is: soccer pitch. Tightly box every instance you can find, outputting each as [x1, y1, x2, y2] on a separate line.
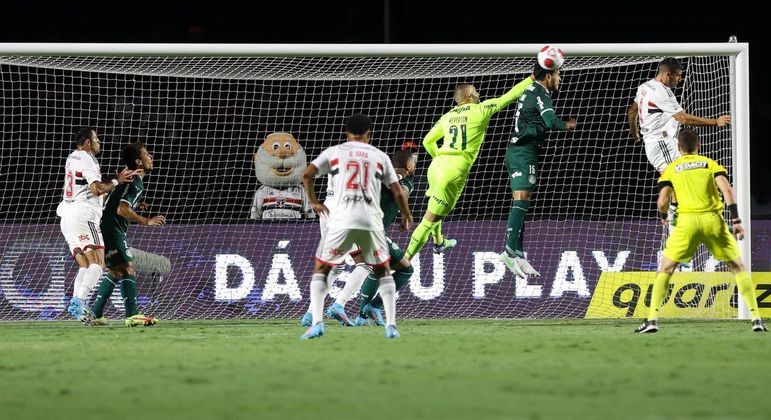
[0, 320, 767, 419]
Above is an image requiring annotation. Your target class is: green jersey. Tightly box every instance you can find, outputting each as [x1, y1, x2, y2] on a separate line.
[508, 81, 567, 151]
[101, 176, 144, 236]
[381, 175, 414, 228]
[423, 77, 534, 170]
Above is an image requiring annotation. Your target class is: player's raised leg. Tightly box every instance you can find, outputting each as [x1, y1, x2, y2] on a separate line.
[406, 157, 465, 260]
[501, 146, 540, 277]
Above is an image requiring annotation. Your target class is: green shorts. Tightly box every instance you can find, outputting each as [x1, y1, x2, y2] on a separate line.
[426, 155, 469, 216]
[386, 236, 406, 263]
[506, 147, 540, 192]
[102, 231, 133, 269]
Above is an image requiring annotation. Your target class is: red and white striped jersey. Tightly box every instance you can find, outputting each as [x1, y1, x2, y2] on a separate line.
[311, 141, 398, 231]
[634, 79, 684, 144]
[56, 149, 103, 218]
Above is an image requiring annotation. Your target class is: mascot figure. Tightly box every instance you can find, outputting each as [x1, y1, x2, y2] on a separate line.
[250, 132, 315, 220]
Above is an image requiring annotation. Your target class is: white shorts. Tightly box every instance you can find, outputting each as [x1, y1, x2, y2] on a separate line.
[644, 138, 680, 173]
[60, 216, 104, 257]
[317, 227, 389, 266]
[316, 215, 361, 260]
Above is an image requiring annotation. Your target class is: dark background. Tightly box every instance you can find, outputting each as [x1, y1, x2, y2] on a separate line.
[1, 1, 768, 218]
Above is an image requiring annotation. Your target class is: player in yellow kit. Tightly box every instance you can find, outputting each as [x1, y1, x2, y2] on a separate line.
[405, 74, 535, 259]
[635, 129, 766, 333]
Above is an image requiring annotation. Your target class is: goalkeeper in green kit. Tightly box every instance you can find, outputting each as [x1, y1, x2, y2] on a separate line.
[405, 74, 536, 260]
[500, 62, 576, 277]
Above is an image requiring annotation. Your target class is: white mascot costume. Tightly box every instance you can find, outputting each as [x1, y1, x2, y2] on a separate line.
[250, 132, 315, 220]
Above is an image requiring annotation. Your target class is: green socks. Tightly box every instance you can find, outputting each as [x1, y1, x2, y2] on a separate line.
[506, 200, 530, 257]
[120, 274, 138, 317]
[92, 274, 118, 318]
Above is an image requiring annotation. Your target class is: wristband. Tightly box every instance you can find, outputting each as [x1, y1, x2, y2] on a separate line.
[727, 203, 739, 220]
[658, 211, 668, 221]
[111, 179, 119, 187]
[731, 218, 742, 225]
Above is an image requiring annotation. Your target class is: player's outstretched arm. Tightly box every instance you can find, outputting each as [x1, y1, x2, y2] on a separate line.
[627, 101, 640, 142]
[482, 75, 536, 116]
[301, 163, 328, 216]
[89, 167, 135, 196]
[716, 175, 745, 240]
[389, 181, 413, 231]
[673, 111, 731, 127]
[117, 201, 165, 226]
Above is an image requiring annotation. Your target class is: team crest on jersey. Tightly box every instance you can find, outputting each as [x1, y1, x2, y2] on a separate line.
[276, 197, 286, 207]
[529, 175, 536, 184]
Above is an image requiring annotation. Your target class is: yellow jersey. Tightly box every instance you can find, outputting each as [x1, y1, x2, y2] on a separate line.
[657, 154, 728, 214]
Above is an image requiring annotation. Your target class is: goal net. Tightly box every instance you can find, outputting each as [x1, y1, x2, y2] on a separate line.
[0, 44, 749, 321]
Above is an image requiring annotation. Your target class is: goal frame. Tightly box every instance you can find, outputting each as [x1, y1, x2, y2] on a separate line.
[0, 42, 752, 318]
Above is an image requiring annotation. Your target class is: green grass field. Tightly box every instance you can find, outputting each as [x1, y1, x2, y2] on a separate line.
[0, 319, 767, 419]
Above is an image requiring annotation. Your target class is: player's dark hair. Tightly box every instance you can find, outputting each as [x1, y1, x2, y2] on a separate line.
[677, 129, 700, 153]
[122, 142, 145, 169]
[658, 57, 682, 74]
[533, 62, 557, 81]
[344, 113, 373, 135]
[73, 127, 95, 147]
[391, 149, 413, 170]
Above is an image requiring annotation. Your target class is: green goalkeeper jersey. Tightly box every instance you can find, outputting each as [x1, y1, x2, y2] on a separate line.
[508, 81, 567, 151]
[101, 176, 144, 236]
[422, 77, 534, 170]
[381, 175, 414, 228]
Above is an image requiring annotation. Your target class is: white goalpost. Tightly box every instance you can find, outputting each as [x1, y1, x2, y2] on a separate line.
[0, 42, 751, 321]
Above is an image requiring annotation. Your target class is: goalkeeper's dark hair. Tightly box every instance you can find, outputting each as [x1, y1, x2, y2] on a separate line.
[677, 129, 700, 153]
[122, 142, 145, 170]
[344, 113, 373, 135]
[391, 149, 414, 170]
[73, 127, 95, 147]
[533, 62, 558, 81]
[658, 57, 682, 74]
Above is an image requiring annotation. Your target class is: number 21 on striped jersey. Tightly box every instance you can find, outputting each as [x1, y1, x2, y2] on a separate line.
[345, 160, 370, 191]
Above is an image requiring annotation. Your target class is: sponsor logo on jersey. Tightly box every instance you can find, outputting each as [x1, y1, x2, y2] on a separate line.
[675, 161, 708, 172]
[78, 234, 90, 241]
[511, 171, 522, 178]
[537, 96, 545, 110]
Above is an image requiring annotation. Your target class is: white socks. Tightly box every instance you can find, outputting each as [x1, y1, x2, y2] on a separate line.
[335, 264, 371, 306]
[310, 273, 328, 325]
[72, 267, 87, 300]
[75, 264, 102, 300]
[377, 276, 396, 327]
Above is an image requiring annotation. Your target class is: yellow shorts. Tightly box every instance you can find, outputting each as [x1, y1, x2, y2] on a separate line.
[663, 212, 741, 263]
[425, 155, 469, 217]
